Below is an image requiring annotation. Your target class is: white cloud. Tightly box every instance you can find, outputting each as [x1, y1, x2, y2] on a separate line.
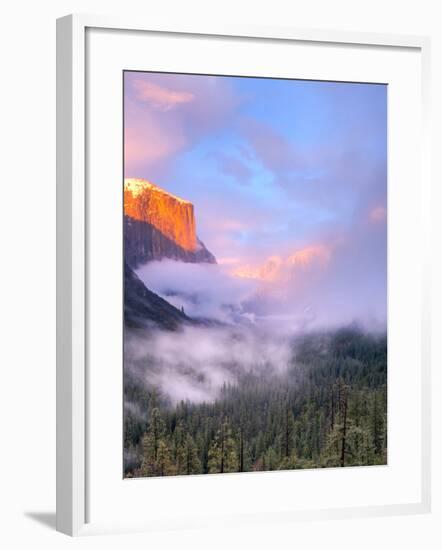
[136, 260, 257, 323]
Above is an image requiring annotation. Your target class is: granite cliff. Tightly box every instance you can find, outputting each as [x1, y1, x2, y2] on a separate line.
[124, 178, 216, 267]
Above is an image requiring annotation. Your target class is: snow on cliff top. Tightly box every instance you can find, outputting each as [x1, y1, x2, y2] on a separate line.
[124, 178, 192, 205]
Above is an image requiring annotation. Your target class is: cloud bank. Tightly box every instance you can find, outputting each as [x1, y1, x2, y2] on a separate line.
[136, 260, 258, 324]
[135, 209, 386, 334]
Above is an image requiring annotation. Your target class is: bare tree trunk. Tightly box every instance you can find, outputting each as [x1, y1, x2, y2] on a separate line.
[337, 379, 342, 416]
[239, 428, 244, 472]
[153, 417, 158, 460]
[285, 407, 290, 458]
[373, 393, 379, 453]
[340, 387, 348, 467]
[220, 422, 225, 474]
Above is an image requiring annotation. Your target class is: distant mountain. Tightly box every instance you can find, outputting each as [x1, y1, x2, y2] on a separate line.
[124, 261, 193, 330]
[124, 178, 216, 267]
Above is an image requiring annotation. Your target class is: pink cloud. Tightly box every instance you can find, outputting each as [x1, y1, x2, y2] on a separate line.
[286, 244, 331, 268]
[133, 79, 195, 111]
[232, 244, 332, 283]
[124, 73, 239, 178]
[369, 205, 387, 224]
[124, 110, 186, 173]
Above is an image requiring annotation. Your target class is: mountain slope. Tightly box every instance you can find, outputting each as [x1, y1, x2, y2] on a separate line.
[124, 261, 192, 330]
[124, 178, 216, 267]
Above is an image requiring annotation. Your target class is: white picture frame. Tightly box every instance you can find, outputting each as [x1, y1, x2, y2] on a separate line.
[56, 13, 432, 536]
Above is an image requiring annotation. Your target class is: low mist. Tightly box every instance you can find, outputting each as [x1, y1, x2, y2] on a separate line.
[125, 324, 293, 405]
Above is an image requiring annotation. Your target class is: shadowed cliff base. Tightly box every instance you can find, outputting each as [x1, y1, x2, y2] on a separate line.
[124, 215, 216, 268]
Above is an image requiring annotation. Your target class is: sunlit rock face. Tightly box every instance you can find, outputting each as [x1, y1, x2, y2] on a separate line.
[124, 178, 216, 267]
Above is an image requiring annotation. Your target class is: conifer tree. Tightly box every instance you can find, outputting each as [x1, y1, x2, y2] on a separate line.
[177, 434, 201, 475]
[156, 439, 176, 476]
[208, 418, 238, 473]
[281, 404, 295, 459]
[141, 407, 167, 476]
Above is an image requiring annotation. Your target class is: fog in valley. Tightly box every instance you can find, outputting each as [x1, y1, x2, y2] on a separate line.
[126, 251, 386, 408]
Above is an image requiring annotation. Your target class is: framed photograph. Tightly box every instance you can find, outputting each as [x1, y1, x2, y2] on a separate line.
[56, 14, 431, 536]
